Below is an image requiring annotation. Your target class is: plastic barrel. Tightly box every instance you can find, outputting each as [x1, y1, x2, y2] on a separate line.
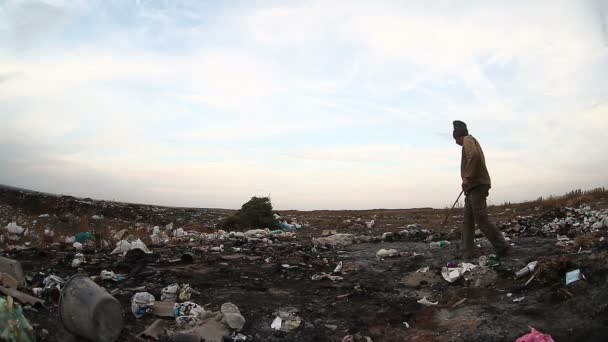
[59, 274, 124, 342]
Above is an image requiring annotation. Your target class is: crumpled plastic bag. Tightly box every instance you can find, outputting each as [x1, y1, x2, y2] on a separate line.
[441, 262, 477, 283]
[174, 302, 211, 327]
[131, 292, 155, 318]
[5, 222, 25, 235]
[161, 283, 180, 301]
[0, 297, 36, 342]
[515, 326, 555, 342]
[111, 239, 152, 255]
[75, 231, 93, 244]
[71, 253, 86, 268]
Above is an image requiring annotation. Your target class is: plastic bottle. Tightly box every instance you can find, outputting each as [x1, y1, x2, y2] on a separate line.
[430, 240, 451, 248]
[515, 261, 538, 278]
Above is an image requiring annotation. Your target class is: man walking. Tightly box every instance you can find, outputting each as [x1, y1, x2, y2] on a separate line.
[453, 120, 510, 259]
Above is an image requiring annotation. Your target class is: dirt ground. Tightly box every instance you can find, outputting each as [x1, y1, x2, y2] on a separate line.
[1, 185, 608, 342]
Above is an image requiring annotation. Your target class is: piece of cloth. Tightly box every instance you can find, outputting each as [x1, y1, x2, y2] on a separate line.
[461, 185, 509, 258]
[453, 120, 469, 139]
[461, 135, 491, 189]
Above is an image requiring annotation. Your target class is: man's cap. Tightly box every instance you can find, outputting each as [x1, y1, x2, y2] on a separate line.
[453, 120, 469, 139]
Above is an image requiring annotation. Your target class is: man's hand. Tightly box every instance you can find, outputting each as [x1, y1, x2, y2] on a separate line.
[462, 177, 471, 192]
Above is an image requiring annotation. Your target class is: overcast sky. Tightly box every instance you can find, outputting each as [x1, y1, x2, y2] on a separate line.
[1, 0, 607, 210]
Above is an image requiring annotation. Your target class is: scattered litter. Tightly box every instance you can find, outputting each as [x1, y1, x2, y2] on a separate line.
[565, 269, 581, 285]
[515, 326, 555, 342]
[137, 319, 165, 340]
[312, 272, 343, 281]
[0, 273, 18, 289]
[100, 270, 124, 282]
[5, 222, 25, 235]
[478, 255, 500, 267]
[161, 283, 180, 301]
[174, 302, 210, 328]
[75, 231, 93, 244]
[376, 248, 398, 259]
[312, 234, 354, 248]
[441, 263, 477, 283]
[417, 297, 438, 306]
[271, 307, 302, 332]
[131, 292, 156, 318]
[0, 296, 36, 342]
[221, 302, 246, 330]
[430, 240, 451, 248]
[71, 253, 86, 268]
[515, 261, 538, 278]
[0, 287, 45, 307]
[0, 257, 26, 288]
[403, 322, 410, 329]
[334, 261, 343, 273]
[416, 266, 430, 273]
[513, 296, 526, 303]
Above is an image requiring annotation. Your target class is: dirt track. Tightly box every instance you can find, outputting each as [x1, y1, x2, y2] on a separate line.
[1, 186, 608, 342]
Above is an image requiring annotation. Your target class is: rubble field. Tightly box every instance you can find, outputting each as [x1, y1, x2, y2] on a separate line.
[1, 185, 608, 342]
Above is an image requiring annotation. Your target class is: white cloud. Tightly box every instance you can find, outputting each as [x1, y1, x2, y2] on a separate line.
[0, 0, 607, 209]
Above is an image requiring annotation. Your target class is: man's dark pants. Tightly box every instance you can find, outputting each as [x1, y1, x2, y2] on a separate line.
[461, 185, 509, 258]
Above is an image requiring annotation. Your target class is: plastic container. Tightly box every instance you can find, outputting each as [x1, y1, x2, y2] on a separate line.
[59, 274, 124, 342]
[515, 261, 538, 278]
[430, 241, 451, 248]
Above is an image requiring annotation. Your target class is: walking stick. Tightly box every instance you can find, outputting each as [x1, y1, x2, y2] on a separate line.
[441, 190, 464, 227]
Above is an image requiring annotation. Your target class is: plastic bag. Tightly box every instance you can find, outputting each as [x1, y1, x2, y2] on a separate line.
[516, 327, 555, 342]
[131, 292, 155, 318]
[0, 297, 36, 342]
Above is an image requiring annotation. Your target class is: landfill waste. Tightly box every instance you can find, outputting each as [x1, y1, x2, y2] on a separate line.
[515, 261, 538, 278]
[100, 270, 125, 282]
[478, 254, 500, 267]
[161, 283, 180, 301]
[417, 297, 438, 306]
[430, 240, 451, 248]
[75, 231, 94, 243]
[2, 185, 608, 340]
[311, 272, 343, 281]
[71, 253, 86, 267]
[73, 242, 84, 250]
[59, 274, 124, 342]
[441, 263, 477, 283]
[515, 326, 555, 342]
[0, 273, 19, 289]
[221, 302, 246, 330]
[5, 222, 25, 235]
[174, 301, 211, 328]
[137, 319, 165, 340]
[565, 269, 582, 285]
[271, 307, 302, 332]
[375, 248, 398, 259]
[0, 257, 26, 288]
[131, 292, 156, 318]
[178, 284, 199, 301]
[0, 296, 36, 342]
[111, 238, 152, 255]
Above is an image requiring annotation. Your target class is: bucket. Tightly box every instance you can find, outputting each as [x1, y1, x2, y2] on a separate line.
[59, 274, 124, 342]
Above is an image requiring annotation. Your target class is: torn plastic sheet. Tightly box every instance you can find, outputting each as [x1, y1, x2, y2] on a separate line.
[441, 262, 477, 282]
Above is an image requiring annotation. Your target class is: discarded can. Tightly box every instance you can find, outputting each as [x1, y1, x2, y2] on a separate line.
[430, 241, 451, 248]
[59, 274, 124, 342]
[515, 261, 538, 278]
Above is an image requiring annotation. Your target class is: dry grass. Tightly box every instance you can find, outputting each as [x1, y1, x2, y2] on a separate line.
[491, 187, 608, 211]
